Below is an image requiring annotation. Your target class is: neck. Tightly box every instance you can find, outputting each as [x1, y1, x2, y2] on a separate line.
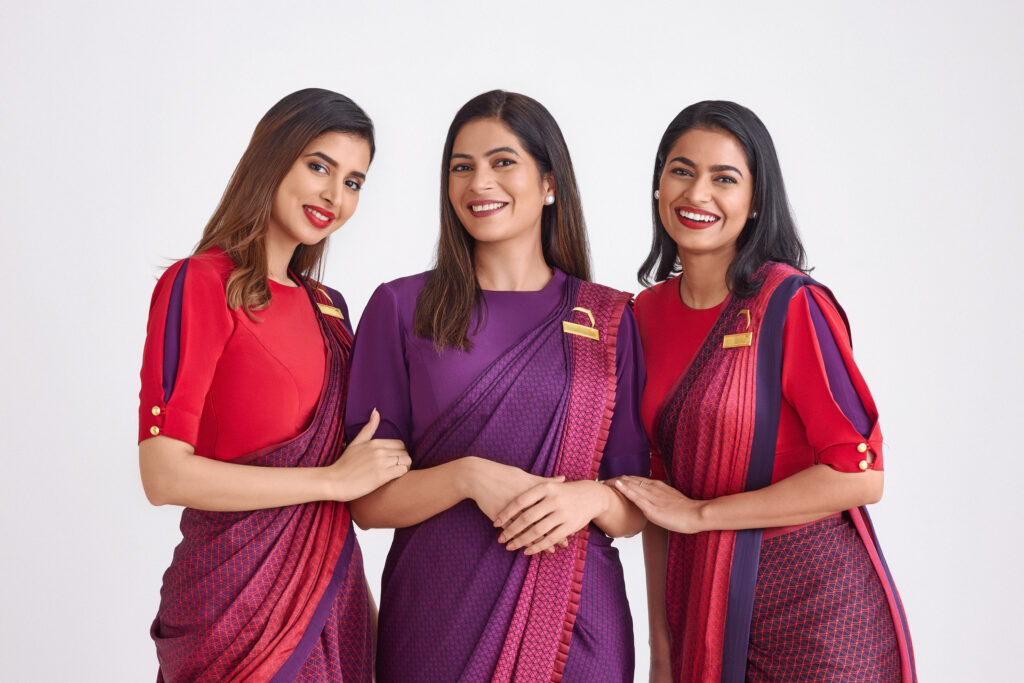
[266, 232, 299, 287]
[474, 232, 551, 291]
[677, 248, 733, 309]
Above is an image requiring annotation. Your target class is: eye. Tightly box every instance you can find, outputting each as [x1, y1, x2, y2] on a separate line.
[494, 158, 516, 168]
[670, 167, 694, 177]
[714, 176, 738, 184]
[308, 162, 329, 175]
[345, 178, 362, 191]
[450, 163, 471, 173]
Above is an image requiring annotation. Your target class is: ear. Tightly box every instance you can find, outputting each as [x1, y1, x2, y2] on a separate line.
[542, 172, 556, 198]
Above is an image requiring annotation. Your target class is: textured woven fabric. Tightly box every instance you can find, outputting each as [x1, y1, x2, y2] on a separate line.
[375, 277, 634, 683]
[747, 515, 900, 682]
[152, 281, 371, 682]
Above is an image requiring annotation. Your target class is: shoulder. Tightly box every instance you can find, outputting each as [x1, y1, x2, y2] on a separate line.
[359, 271, 432, 327]
[150, 248, 231, 307]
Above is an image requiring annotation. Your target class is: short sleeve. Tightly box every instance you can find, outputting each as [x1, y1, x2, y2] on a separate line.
[137, 258, 234, 446]
[344, 283, 413, 446]
[599, 306, 652, 479]
[781, 287, 883, 473]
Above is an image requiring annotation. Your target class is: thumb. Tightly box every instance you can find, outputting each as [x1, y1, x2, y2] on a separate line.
[350, 409, 380, 444]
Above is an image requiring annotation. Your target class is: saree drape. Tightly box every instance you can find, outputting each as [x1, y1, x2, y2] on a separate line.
[152, 277, 371, 683]
[375, 277, 631, 683]
[654, 263, 915, 683]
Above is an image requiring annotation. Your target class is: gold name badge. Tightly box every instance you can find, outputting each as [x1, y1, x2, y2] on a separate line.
[317, 303, 345, 319]
[563, 306, 599, 340]
[722, 309, 752, 348]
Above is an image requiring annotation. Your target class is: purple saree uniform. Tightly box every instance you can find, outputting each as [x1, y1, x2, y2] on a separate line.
[345, 270, 649, 682]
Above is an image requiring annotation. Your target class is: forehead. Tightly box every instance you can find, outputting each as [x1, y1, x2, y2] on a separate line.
[668, 128, 748, 169]
[301, 131, 372, 170]
[451, 118, 522, 154]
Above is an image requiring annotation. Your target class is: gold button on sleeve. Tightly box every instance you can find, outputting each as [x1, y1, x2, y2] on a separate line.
[858, 459, 869, 470]
[150, 425, 160, 437]
[151, 406, 161, 416]
[857, 443, 868, 453]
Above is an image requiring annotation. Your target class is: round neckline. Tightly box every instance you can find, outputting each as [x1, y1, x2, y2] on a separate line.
[268, 277, 302, 290]
[481, 268, 565, 296]
[675, 274, 729, 311]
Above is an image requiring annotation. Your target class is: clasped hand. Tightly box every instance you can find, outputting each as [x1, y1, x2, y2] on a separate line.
[612, 476, 705, 534]
[493, 479, 611, 556]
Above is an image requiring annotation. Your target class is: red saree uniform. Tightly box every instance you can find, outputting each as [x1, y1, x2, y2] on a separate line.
[138, 248, 372, 682]
[635, 263, 915, 683]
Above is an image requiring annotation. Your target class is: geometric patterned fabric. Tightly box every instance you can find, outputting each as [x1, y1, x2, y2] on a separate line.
[747, 515, 900, 682]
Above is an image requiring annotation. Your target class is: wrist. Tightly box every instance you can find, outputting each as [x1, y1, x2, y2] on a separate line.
[455, 456, 482, 501]
[693, 498, 712, 533]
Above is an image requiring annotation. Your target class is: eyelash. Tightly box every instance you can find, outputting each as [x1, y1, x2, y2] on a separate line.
[449, 158, 517, 173]
[309, 162, 329, 174]
[345, 179, 362, 191]
[671, 168, 738, 184]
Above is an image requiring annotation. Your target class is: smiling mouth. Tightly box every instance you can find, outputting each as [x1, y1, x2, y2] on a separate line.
[304, 205, 335, 228]
[675, 207, 721, 229]
[468, 201, 508, 217]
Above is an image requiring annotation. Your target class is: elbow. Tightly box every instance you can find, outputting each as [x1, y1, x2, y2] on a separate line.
[865, 473, 884, 505]
[140, 473, 173, 507]
[348, 498, 383, 530]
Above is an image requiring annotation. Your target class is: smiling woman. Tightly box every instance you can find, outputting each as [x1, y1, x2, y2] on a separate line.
[344, 90, 649, 682]
[136, 89, 410, 682]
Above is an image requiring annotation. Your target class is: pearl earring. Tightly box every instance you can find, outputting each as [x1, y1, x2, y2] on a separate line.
[545, 194, 555, 205]
[654, 190, 660, 200]
[750, 210, 758, 219]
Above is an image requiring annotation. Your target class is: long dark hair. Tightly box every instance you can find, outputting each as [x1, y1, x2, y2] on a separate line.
[414, 90, 591, 350]
[194, 88, 375, 317]
[637, 100, 806, 296]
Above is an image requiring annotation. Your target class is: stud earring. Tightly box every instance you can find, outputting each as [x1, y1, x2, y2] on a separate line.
[545, 194, 555, 205]
[654, 190, 660, 200]
[750, 210, 758, 219]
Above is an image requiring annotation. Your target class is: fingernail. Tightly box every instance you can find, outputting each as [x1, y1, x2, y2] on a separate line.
[497, 534, 505, 543]
[493, 520, 502, 528]
[506, 543, 516, 551]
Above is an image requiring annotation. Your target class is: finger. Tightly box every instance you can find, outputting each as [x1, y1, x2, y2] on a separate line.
[507, 511, 560, 550]
[494, 484, 549, 529]
[524, 523, 571, 555]
[367, 439, 407, 450]
[350, 409, 380, 444]
[502, 503, 555, 546]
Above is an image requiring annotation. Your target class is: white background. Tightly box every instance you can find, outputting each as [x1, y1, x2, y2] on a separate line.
[2, 1, 1021, 680]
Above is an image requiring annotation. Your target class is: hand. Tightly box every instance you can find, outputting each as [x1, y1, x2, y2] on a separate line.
[327, 409, 411, 501]
[612, 476, 706, 534]
[464, 459, 559, 523]
[495, 480, 611, 555]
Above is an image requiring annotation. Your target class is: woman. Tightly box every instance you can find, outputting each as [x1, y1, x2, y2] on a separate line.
[137, 88, 410, 682]
[614, 101, 916, 682]
[344, 90, 648, 682]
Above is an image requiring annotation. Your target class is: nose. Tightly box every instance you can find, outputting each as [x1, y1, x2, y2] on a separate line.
[684, 173, 713, 204]
[320, 176, 345, 208]
[468, 166, 496, 193]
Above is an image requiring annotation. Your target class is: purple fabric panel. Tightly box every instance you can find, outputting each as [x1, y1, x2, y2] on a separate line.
[162, 259, 189, 402]
[270, 527, 356, 682]
[721, 273, 805, 682]
[600, 306, 649, 479]
[804, 292, 872, 438]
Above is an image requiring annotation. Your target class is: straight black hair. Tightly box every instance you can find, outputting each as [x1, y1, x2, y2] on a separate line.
[637, 100, 807, 295]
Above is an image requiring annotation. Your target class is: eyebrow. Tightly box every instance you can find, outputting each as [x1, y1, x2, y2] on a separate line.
[450, 146, 522, 161]
[307, 151, 365, 179]
[669, 156, 744, 178]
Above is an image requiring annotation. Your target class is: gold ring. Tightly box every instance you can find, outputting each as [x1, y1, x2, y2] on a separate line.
[395, 455, 400, 467]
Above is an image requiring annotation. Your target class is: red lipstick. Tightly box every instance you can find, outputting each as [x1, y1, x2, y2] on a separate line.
[303, 205, 335, 229]
[675, 206, 721, 230]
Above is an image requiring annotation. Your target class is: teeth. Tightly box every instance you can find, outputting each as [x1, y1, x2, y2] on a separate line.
[306, 207, 330, 221]
[678, 209, 718, 222]
[471, 202, 506, 212]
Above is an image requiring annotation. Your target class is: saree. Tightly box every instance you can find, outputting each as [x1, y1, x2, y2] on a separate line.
[375, 277, 631, 683]
[654, 262, 915, 683]
[151, 267, 371, 682]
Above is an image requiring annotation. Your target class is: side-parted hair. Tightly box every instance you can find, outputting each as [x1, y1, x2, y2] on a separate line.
[414, 90, 591, 350]
[637, 100, 806, 295]
[194, 88, 375, 317]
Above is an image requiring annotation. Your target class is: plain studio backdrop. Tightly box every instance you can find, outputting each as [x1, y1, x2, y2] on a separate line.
[1, 1, 1020, 680]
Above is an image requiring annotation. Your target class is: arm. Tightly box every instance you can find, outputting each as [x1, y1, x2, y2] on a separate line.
[614, 464, 881, 534]
[643, 524, 673, 683]
[140, 410, 411, 511]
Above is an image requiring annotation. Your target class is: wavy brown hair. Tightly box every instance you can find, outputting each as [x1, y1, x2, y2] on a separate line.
[414, 90, 591, 350]
[194, 88, 374, 317]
